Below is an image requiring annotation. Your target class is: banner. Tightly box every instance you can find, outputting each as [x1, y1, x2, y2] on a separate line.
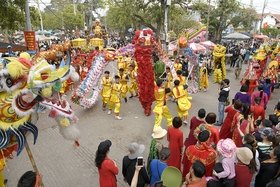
[24, 31, 36, 51]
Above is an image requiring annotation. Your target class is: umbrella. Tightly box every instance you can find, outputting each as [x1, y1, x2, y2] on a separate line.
[200, 41, 216, 48]
[189, 42, 206, 52]
[254, 34, 269, 40]
[168, 43, 178, 52]
[36, 35, 50, 41]
[223, 33, 250, 40]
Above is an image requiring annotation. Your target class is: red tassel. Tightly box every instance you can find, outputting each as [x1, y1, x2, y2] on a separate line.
[74, 140, 80, 147]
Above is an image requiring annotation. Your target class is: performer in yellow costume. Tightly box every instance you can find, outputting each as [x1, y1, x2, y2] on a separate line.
[161, 66, 173, 99]
[118, 68, 129, 102]
[174, 58, 182, 71]
[101, 71, 112, 111]
[200, 62, 208, 92]
[117, 56, 126, 70]
[128, 65, 138, 98]
[172, 80, 192, 124]
[213, 44, 226, 83]
[153, 79, 173, 129]
[175, 70, 186, 86]
[108, 75, 123, 120]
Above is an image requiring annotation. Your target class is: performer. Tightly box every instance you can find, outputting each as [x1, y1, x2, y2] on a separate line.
[108, 75, 123, 120]
[153, 79, 173, 129]
[213, 59, 223, 83]
[118, 68, 129, 102]
[172, 80, 192, 125]
[175, 70, 186, 86]
[101, 71, 112, 111]
[182, 127, 217, 177]
[213, 44, 226, 83]
[199, 62, 208, 92]
[117, 56, 125, 70]
[161, 66, 173, 100]
[128, 64, 138, 98]
[174, 58, 182, 72]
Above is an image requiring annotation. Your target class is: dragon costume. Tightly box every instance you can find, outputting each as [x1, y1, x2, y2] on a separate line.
[213, 45, 226, 83]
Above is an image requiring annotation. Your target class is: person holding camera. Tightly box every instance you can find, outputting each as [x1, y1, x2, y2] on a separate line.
[216, 79, 230, 126]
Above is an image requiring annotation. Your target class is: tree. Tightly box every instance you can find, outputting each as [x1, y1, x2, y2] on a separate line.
[261, 28, 280, 38]
[0, 0, 26, 31]
[105, 0, 194, 39]
[192, 0, 249, 42]
[29, 6, 41, 29]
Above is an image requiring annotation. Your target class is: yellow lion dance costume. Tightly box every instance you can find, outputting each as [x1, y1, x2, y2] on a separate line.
[213, 45, 226, 83]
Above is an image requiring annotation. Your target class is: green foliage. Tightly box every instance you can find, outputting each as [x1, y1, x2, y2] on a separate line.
[105, 0, 196, 38]
[29, 6, 40, 29]
[260, 28, 280, 38]
[0, 0, 26, 30]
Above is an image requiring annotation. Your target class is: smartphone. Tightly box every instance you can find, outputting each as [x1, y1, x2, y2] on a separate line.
[154, 181, 163, 187]
[137, 157, 143, 166]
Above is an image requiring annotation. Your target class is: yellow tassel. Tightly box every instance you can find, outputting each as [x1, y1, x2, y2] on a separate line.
[60, 117, 70, 128]
[6, 61, 24, 79]
[41, 87, 52, 97]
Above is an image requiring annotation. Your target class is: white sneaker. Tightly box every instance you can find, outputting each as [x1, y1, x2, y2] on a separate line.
[108, 110, 112, 115]
[115, 116, 122, 120]
[203, 88, 207, 92]
[183, 120, 188, 125]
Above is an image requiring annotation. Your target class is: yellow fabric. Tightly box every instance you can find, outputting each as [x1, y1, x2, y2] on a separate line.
[165, 72, 173, 89]
[214, 69, 222, 83]
[109, 83, 122, 103]
[59, 81, 68, 94]
[129, 70, 138, 95]
[176, 75, 186, 86]
[172, 85, 191, 118]
[200, 66, 208, 89]
[154, 106, 173, 128]
[174, 63, 182, 71]
[153, 87, 166, 114]
[0, 171, 5, 187]
[118, 73, 128, 97]
[118, 61, 126, 70]
[101, 77, 112, 98]
[108, 102, 120, 114]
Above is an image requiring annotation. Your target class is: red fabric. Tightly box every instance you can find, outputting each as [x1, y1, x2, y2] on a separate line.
[182, 143, 216, 177]
[184, 117, 205, 147]
[187, 177, 207, 187]
[250, 105, 265, 124]
[207, 125, 220, 147]
[98, 157, 118, 187]
[240, 80, 257, 96]
[166, 127, 183, 170]
[220, 106, 238, 139]
[234, 164, 253, 187]
[233, 120, 249, 147]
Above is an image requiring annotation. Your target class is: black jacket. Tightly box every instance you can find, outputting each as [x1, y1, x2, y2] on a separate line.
[122, 156, 150, 187]
[218, 86, 230, 102]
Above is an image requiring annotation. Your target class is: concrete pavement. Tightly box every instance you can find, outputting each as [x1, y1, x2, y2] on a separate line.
[3, 63, 280, 187]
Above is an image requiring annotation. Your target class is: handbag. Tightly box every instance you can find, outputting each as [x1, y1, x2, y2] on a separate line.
[225, 98, 230, 106]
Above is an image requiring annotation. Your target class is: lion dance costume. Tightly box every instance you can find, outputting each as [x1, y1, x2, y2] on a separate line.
[132, 29, 156, 116]
[213, 45, 226, 83]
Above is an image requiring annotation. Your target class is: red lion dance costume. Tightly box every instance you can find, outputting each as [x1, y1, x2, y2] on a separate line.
[132, 29, 156, 116]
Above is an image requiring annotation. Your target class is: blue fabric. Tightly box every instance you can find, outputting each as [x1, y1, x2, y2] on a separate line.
[150, 159, 167, 186]
[218, 101, 226, 124]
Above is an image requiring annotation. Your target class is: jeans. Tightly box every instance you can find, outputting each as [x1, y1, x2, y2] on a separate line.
[218, 101, 226, 124]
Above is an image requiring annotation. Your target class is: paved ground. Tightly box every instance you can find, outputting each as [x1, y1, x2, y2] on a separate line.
[3, 62, 280, 187]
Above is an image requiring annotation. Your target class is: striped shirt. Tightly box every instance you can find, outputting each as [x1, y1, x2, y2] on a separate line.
[257, 142, 272, 155]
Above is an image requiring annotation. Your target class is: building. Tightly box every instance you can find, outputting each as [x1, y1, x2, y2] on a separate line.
[255, 12, 280, 31]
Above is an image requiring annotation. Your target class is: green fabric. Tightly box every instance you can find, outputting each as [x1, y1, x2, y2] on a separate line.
[154, 61, 165, 74]
[147, 138, 159, 177]
[53, 81, 62, 91]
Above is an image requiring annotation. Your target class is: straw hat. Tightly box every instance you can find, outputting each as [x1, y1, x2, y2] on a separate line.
[128, 142, 145, 159]
[217, 139, 236, 158]
[152, 126, 167, 139]
[236, 147, 253, 165]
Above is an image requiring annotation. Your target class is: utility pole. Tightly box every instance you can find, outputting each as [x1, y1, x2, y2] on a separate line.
[205, 0, 211, 41]
[260, 0, 268, 31]
[73, 0, 76, 16]
[164, 0, 171, 53]
[25, 0, 32, 31]
[36, 0, 44, 35]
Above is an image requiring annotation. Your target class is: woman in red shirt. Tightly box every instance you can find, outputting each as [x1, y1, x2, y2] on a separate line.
[250, 97, 265, 126]
[95, 140, 118, 187]
[219, 100, 242, 139]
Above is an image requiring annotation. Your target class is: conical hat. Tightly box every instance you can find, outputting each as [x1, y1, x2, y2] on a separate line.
[161, 166, 182, 187]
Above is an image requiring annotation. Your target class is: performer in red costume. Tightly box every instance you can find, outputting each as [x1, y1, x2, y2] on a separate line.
[132, 29, 156, 116]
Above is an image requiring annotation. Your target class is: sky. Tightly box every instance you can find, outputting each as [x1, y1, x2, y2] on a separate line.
[29, 0, 280, 14]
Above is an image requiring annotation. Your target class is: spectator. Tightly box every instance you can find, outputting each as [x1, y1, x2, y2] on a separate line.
[149, 147, 170, 186]
[205, 113, 220, 148]
[234, 55, 243, 79]
[217, 79, 230, 126]
[166, 117, 183, 170]
[250, 97, 265, 126]
[95, 140, 118, 187]
[182, 160, 207, 187]
[17, 171, 42, 187]
[255, 146, 280, 187]
[257, 127, 277, 160]
[260, 78, 276, 99]
[234, 85, 251, 105]
[251, 84, 268, 109]
[122, 142, 149, 187]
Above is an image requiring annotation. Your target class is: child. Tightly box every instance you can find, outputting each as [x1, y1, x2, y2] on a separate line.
[212, 138, 236, 187]
[101, 71, 112, 111]
[108, 75, 123, 120]
[166, 117, 183, 170]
